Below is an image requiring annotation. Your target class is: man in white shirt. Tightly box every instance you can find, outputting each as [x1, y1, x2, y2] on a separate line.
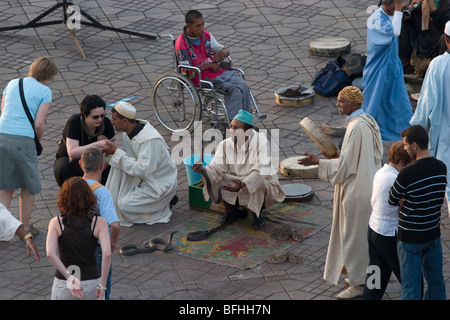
[363, 141, 414, 299]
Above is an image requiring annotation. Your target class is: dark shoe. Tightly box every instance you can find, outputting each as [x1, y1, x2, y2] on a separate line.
[252, 209, 266, 230]
[221, 208, 247, 225]
[169, 195, 178, 210]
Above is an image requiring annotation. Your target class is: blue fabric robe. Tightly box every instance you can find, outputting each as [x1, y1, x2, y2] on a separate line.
[410, 52, 450, 198]
[362, 8, 412, 141]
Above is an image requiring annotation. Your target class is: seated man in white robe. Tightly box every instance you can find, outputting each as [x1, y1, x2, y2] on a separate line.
[102, 102, 178, 227]
[192, 110, 285, 230]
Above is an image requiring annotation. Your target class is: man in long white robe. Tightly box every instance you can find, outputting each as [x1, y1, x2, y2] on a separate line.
[299, 86, 383, 299]
[103, 102, 178, 227]
[193, 110, 285, 230]
[410, 22, 450, 209]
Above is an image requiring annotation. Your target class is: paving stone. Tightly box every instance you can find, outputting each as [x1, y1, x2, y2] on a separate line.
[0, 0, 438, 302]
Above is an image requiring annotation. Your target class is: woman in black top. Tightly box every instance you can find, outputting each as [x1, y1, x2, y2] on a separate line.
[47, 177, 111, 300]
[54, 95, 115, 186]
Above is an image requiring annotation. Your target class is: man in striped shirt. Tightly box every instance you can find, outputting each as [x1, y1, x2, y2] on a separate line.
[388, 124, 447, 300]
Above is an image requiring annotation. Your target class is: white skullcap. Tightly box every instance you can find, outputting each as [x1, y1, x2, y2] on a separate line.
[114, 101, 136, 120]
[445, 20, 450, 36]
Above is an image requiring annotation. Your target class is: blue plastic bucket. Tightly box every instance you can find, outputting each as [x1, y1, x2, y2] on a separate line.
[183, 154, 214, 185]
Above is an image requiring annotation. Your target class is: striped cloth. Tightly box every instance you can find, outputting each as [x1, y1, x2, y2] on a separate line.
[388, 157, 447, 243]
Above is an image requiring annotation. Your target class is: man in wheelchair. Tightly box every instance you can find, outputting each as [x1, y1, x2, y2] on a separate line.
[175, 9, 252, 122]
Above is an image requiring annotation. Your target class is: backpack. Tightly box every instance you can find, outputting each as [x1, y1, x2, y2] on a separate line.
[311, 57, 353, 97]
[89, 182, 103, 192]
[341, 53, 366, 78]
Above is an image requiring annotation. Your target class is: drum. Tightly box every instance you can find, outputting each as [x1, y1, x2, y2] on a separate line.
[281, 183, 314, 203]
[275, 85, 315, 107]
[322, 117, 347, 137]
[299, 117, 338, 157]
[309, 37, 351, 57]
[280, 156, 318, 179]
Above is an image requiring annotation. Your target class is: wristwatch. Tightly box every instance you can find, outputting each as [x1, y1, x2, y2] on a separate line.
[22, 232, 33, 241]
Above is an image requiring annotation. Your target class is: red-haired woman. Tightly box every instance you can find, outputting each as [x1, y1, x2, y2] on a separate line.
[46, 177, 111, 300]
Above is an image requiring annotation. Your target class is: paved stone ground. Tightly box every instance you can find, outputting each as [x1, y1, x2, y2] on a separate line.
[0, 0, 449, 302]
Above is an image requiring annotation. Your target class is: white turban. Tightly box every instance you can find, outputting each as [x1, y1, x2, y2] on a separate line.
[114, 101, 136, 120]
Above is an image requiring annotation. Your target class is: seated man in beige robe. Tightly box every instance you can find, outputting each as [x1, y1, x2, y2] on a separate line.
[299, 86, 383, 299]
[193, 110, 285, 230]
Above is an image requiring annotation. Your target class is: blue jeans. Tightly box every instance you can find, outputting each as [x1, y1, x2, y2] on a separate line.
[208, 70, 252, 121]
[397, 237, 446, 300]
[96, 245, 112, 300]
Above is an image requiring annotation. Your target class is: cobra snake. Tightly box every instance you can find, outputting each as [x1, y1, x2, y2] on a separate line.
[201, 167, 223, 204]
[186, 165, 225, 241]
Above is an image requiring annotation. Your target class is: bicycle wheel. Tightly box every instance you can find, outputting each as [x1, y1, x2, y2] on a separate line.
[152, 71, 202, 133]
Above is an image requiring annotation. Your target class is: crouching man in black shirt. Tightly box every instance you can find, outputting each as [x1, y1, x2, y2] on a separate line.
[388, 124, 447, 300]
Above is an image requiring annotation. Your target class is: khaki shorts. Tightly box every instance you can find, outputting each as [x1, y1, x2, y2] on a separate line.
[51, 277, 101, 300]
[0, 134, 41, 195]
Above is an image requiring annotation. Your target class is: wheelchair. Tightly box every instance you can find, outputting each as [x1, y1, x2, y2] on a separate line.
[152, 34, 266, 133]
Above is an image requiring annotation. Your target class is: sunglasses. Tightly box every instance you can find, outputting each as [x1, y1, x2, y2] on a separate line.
[89, 113, 106, 120]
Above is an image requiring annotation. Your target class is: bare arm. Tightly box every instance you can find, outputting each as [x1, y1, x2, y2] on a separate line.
[109, 221, 120, 253]
[94, 217, 111, 300]
[34, 102, 50, 141]
[66, 137, 109, 160]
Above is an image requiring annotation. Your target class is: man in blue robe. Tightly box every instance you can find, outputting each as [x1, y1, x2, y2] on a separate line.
[410, 21, 450, 209]
[362, 0, 413, 141]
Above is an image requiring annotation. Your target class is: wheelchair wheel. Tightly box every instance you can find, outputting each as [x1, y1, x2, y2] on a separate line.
[152, 71, 202, 133]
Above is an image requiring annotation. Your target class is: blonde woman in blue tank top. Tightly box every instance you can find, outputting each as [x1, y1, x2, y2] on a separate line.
[0, 56, 58, 236]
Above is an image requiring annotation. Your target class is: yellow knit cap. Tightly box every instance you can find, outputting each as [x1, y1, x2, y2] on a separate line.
[338, 86, 363, 104]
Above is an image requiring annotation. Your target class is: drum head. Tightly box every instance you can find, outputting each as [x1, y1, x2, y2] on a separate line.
[309, 37, 351, 57]
[281, 183, 314, 203]
[280, 156, 318, 179]
[299, 117, 338, 157]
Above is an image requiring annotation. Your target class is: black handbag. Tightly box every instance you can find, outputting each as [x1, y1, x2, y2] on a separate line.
[18, 78, 43, 156]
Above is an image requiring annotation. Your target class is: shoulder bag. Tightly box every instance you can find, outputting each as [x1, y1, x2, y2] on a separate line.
[18, 78, 43, 156]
